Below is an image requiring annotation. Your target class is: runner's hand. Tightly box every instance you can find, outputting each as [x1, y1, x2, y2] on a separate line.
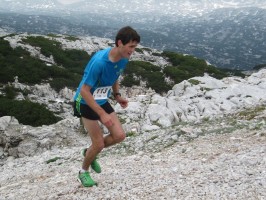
[117, 97, 128, 108]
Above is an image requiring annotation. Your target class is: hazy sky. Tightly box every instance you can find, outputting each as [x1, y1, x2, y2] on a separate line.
[57, 0, 82, 4]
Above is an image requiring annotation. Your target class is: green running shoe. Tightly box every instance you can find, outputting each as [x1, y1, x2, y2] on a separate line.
[81, 148, 102, 173]
[78, 171, 97, 187]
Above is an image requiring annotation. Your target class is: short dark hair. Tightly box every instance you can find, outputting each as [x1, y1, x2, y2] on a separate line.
[115, 26, 140, 47]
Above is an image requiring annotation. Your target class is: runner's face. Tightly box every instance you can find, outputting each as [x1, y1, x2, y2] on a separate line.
[119, 40, 138, 59]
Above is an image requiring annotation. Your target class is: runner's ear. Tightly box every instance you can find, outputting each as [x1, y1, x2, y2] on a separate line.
[117, 40, 123, 47]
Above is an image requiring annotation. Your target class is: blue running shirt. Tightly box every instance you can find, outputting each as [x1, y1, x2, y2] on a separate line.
[74, 47, 128, 105]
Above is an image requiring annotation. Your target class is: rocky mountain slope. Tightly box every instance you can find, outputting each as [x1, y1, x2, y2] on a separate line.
[0, 108, 265, 199]
[1, 67, 265, 156]
[0, 68, 265, 199]
[0, 32, 265, 199]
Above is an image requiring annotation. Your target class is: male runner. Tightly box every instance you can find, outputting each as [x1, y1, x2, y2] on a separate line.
[73, 26, 140, 187]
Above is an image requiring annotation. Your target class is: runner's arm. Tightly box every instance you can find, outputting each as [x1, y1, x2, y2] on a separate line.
[112, 81, 128, 108]
[112, 81, 120, 96]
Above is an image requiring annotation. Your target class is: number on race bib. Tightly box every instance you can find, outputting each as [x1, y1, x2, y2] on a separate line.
[93, 86, 112, 100]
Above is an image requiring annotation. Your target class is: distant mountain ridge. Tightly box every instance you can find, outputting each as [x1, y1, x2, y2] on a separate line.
[1, 0, 265, 16]
[1, 0, 266, 69]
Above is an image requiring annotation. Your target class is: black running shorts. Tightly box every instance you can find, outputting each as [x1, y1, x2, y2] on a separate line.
[73, 101, 114, 120]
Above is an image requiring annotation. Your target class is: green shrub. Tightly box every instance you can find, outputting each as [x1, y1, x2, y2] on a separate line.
[0, 38, 51, 84]
[145, 71, 172, 93]
[253, 64, 266, 71]
[22, 36, 90, 74]
[0, 36, 85, 91]
[0, 97, 61, 126]
[162, 50, 244, 79]
[120, 50, 244, 93]
[3, 85, 17, 99]
[162, 51, 186, 66]
[65, 35, 79, 41]
[135, 48, 143, 53]
[50, 75, 81, 92]
[121, 75, 140, 87]
[122, 61, 170, 93]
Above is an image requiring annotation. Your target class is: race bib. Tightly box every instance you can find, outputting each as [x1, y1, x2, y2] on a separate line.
[93, 86, 112, 100]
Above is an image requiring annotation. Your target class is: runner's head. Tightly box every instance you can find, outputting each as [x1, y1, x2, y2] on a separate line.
[115, 26, 140, 47]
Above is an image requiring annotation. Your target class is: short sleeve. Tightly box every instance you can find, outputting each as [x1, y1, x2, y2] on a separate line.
[83, 60, 104, 87]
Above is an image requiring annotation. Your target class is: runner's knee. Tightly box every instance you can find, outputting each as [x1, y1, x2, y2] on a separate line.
[114, 131, 126, 143]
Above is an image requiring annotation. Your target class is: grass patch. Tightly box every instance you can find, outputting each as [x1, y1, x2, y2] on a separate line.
[126, 131, 137, 137]
[237, 105, 265, 120]
[46, 157, 62, 164]
[188, 79, 201, 85]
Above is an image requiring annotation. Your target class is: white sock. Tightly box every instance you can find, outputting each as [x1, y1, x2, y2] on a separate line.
[80, 169, 87, 173]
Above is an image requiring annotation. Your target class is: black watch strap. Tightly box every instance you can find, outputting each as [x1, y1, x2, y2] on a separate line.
[114, 92, 121, 97]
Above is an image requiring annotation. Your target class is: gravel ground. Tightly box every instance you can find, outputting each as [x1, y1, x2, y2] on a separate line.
[0, 127, 265, 200]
